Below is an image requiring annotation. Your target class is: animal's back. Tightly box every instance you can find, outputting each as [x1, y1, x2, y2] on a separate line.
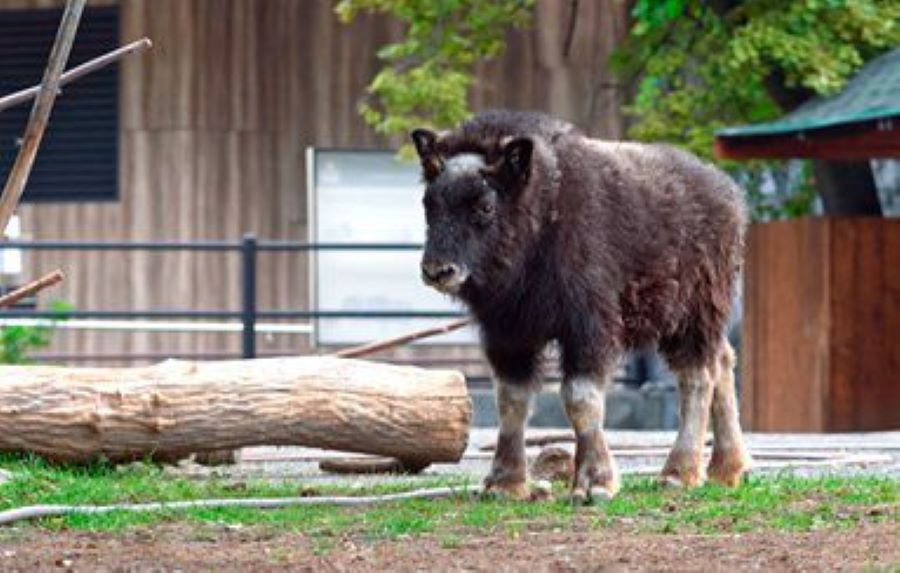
[554, 136, 746, 366]
[438, 110, 580, 159]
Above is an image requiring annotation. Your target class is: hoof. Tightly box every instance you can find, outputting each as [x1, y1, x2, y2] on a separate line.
[660, 449, 705, 489]
[658, 470, 705, 489]
[589, 485, 615, 503]
[481, 479, 553, 502]
[482, 478, 531, 501]
[570, 487, 587, 506]
[570, 482, 618, 505]
[530, 479, 554, 502]
[707, 450, 752, 488]
[660, 474, 687, 489]
[707, 470, 745, 488]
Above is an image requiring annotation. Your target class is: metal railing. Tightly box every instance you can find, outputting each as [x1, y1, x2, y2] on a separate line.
[0, 234, 468, 360]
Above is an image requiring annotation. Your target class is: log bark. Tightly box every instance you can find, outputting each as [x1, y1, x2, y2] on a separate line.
[0, 357, 471, 464]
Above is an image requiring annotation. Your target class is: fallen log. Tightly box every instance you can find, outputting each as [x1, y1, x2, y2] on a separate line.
[194, 317, 474, 467]
[0, 357, 471, 465]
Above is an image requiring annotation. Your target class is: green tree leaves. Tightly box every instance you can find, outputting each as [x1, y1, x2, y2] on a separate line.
[339, 0, 897, 219]
[0, 301, 71, 364]
[616, 0, 900, 159]
[336, 0, 534, 137]
[616, 0, 899, 219]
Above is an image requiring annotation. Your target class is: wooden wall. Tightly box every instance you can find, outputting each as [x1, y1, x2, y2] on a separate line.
[742, 218, 900, 431]
[0, 0, 629, 365]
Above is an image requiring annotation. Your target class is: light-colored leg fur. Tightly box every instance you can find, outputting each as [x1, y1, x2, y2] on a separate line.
[561, 375, 620, 503]
[484, 380, 537, 500]
[707, 340, 751, 486]
[661, 366, 714, 488]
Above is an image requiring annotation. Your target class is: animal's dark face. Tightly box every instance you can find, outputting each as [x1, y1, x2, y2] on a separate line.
[411, 128, 533, 296]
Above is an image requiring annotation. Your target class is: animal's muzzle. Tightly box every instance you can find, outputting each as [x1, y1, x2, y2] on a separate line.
[420, 260, 469, 293]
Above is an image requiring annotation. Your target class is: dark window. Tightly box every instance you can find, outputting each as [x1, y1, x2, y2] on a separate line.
[0, 6, 119, 202]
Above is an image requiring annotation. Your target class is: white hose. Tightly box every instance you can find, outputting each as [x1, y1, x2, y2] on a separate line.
[0, 485, 482, 526]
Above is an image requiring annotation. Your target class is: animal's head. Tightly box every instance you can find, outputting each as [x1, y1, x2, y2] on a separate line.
[411, 128, 534, 297]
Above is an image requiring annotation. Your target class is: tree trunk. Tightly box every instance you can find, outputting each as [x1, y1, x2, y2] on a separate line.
[0, 357, 471, 465]
[812, 160, 883, 216]
[758, 68, 883, 216]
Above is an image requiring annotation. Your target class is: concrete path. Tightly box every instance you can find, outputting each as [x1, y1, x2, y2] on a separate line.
[167, 430, 900, 486]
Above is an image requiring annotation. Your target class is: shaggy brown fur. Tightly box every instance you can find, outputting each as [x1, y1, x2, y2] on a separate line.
[413, 110, 750, 500]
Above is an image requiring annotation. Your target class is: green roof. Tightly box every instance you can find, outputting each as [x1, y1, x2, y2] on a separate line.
[717, 48, 900, 138]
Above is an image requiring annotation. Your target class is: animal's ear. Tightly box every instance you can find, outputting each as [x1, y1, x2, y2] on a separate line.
[500, 137, 533, 185]
[410, 128, 443, 181]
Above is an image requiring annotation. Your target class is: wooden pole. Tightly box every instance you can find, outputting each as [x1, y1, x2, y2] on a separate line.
[0, 269, 64, 309]
[0, 357, 472, 464]
[332, 318, 473, 358]
[0, 0, 87, 235]
[0, 38, 153, 113]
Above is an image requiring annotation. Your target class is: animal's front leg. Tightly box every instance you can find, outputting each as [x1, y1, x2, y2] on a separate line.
[660, 367, 714, 488]
[561, 375, 620, 503]
[484, 380, 537, 500]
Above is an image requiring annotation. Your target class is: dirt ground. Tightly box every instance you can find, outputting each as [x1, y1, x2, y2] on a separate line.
[0, 521, 896, 572]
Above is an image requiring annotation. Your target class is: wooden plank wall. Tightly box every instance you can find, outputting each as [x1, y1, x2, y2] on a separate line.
[741, 219, 831, 431]
[742, 218, 900, 431]
[0, 0, 629, 366]
[827, 218, 900, 431]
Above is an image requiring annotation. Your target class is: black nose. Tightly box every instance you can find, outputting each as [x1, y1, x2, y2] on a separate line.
[421, 261, 460, 284]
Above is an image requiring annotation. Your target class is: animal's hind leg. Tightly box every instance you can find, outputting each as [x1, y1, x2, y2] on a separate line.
[707, 339, 751, 486]
[660, 365, 714, 488]
[561, 374, 620, 503]
[483, 380, 537, 500]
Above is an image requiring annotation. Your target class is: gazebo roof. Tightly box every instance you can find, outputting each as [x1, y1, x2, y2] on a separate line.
[714, 49, 900, 160]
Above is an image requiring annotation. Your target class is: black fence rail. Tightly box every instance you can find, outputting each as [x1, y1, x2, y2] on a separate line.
[0, 234, 468, 360]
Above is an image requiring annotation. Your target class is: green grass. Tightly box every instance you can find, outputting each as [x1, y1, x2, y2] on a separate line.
[0, 453, 896, 540]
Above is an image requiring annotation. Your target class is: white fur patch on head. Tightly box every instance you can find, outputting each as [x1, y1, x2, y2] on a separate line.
[444, 153, 486, 177]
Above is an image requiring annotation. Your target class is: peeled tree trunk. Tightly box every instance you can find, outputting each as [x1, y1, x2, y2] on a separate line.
[0, 357, 471, 464]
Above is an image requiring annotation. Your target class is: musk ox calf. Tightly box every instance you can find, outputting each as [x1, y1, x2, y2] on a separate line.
[412, 110, 751, 503]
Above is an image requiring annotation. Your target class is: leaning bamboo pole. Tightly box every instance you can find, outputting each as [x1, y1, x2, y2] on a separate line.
[0, 38, 153, 113]
[0, 270, 64, 309]
[332, 318, 473, 358]
[0, 0, 87, 234]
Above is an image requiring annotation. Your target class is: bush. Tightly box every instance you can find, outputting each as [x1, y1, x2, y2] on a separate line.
[0, 301, 71, 364]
